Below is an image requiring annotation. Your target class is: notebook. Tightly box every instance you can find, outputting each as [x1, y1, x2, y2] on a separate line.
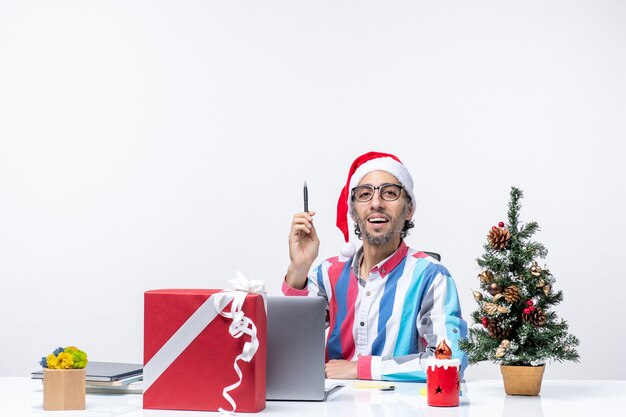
[266, 295, 344, 401]
[31, 361, 143, 383]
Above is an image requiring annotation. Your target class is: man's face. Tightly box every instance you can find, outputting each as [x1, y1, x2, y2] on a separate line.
[351, 171, 413, 247]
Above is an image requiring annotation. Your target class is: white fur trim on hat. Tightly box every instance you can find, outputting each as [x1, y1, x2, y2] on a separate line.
[348, 157, 415, 204]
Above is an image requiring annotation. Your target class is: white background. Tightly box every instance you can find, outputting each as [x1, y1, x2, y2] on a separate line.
[1, 0, 624, 380]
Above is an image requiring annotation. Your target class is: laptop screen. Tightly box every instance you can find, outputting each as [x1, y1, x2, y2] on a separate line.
[266, 296, 327, 401]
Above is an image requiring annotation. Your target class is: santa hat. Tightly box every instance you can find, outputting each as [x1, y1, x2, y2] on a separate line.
[336, 151, 415, 258]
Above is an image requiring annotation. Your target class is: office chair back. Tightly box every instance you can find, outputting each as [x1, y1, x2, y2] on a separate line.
[423, 251, 441, 261]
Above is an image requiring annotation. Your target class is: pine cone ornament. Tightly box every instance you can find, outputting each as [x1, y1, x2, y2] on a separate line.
[523, 308, 547, 326]
[487, 226, 511, 250]
[487, 319, 510, 340]
[503, 285, 521, 303]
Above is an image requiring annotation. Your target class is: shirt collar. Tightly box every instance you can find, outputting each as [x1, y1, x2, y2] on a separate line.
[351, 240, 409, 279]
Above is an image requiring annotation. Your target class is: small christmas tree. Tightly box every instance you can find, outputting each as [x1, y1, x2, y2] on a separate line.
[458, 187, 579, 366]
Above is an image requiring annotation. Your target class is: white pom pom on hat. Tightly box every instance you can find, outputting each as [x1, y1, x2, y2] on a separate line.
[340, 241, 356, 258]
[336, 151, 415, 258]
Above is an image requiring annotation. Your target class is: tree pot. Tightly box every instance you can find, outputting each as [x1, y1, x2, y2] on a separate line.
[43, 368, 86, 410]
[500, 364, 545, 396]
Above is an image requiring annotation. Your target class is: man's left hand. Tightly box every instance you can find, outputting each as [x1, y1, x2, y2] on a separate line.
[325, 359, 358, 379]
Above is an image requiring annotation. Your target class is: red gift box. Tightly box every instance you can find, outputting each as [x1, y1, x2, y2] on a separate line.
[143, 289, 266, 412]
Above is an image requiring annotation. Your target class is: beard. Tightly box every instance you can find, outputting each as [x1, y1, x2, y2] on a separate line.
[355, 204, 410, 246]
[362, 226, 395, 246]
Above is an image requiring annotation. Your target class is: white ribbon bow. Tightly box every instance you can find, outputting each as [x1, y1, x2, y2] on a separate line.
[227, 270, 267, 293]
[213, 271, 266, 414]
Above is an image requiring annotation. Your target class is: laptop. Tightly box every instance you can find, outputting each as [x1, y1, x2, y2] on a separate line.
[266, 296, 343, 401]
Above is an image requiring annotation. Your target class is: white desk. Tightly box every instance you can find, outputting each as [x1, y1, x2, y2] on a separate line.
[0, 378, 623, 417]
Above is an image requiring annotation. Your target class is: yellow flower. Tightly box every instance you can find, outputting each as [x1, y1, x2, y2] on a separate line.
[47, 352, 74, 369]
[56, 352, 74, 369]
[46, 354, 59, 369]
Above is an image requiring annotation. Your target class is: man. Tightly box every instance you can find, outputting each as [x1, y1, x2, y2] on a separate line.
[283, 151, 468, 381]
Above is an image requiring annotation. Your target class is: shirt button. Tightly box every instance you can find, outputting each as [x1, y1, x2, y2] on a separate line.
[366, 291, 371, 296]
[360, 322, 365, 327]
[381, 268, 386, 274]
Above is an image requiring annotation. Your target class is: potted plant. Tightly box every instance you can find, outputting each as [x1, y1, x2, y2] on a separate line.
[40, 346, 88, 410]
[458, 187, 579, 395]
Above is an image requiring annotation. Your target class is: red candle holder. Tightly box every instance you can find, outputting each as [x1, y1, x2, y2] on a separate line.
[427, 358, 461, 407]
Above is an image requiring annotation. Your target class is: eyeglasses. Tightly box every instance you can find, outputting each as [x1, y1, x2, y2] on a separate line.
[351, 183, 404, 203]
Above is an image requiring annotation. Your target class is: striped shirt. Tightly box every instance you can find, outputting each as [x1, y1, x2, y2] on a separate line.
[282, 241, 468, 382]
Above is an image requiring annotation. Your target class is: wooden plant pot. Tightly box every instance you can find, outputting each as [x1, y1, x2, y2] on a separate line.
[500, 364, 545, 396]
[43, 368, 86, 410]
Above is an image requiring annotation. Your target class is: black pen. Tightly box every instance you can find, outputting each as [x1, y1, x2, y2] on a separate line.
[303, 181, 308, 213]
